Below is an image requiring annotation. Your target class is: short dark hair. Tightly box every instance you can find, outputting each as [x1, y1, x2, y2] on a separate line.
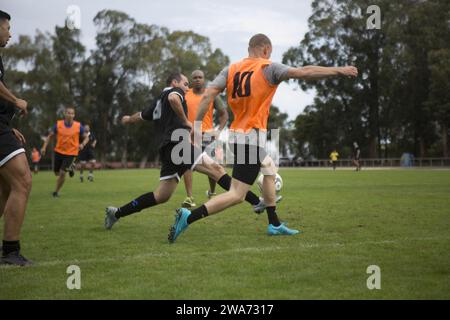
[249, 34, 272, 48]
[166, 72, 183, 86]
[0, 10, 11, 21]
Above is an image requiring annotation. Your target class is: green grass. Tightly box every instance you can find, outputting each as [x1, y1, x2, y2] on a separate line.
[1, 168, 450, 299]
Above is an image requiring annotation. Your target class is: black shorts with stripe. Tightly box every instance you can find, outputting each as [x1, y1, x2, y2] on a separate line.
[0, 130, 25, 167]
[159, 142, 203, 182]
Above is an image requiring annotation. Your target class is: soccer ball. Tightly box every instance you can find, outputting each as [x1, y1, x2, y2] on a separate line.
[257, 173, 283, 194]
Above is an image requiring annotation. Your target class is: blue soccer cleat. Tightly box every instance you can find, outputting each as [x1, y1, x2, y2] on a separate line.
[168, 208, 191, 243]
[267, 223, 300, 236]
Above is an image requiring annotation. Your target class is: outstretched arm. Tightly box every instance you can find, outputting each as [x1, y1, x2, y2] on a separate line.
[121, 112, 144, 125]
[285, 65, 358, 81]
[41, 132, 54, 156]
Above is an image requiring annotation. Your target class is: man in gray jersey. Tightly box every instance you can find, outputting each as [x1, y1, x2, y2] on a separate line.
[169, 33, 358, 243]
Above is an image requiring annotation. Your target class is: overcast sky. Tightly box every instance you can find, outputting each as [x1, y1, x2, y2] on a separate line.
[3, 0, 315, 120]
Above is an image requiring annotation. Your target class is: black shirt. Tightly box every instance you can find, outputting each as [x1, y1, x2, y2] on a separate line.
[83, 132, 96, 151]
[353, 146, 361, 159]
[0, 56, 15, 134]
[141, 87, 190, 149]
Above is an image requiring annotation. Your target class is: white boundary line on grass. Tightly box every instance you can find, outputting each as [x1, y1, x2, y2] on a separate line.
[3, 236, 447, 268]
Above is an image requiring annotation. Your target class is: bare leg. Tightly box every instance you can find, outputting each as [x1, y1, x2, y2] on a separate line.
[153, 178, 179, 204]
[262, 174, 276, 207]
[194, 154, 227, 181]
[0, 175, 11, 218]
[183, 170, 193, 198]
[208, 177, 216, 194]
[0, 153, 32, 241]
[201, 178, 250, 215]
[55, 170, 66, 194]
[88, 161, 95, 180]
[80, 162, 85, 177]
[195, 154, 261, 207]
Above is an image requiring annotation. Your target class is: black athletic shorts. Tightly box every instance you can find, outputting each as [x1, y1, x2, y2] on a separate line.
[54, 151, 76, 174]
[230, 143, 267, 185]
[79, 148, 95, 162]
[159, 142, 204, 182]
[0, 130, 25, 167]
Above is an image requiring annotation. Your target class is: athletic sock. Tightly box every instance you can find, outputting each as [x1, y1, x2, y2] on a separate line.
[217, 174, 260, 206]
[217, 174, 231, 189]
[116, 192, 157, 218]
[2, 240, 20, 256]
[266, 206, 281, 227]
[187, 205, 208, 224]
[245, 190, 260, 206]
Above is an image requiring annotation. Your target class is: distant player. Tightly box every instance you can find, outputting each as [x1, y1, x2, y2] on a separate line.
[181, 70, 228, 208]
[168, 33, 358, 243]
[41, 106, 89, 197]
[0, 10, 33, 266]
[329, 149, 339, 171]
[78, 124, 97, 182]
[352, 142, 361, 171]
[31, 147, 41, 174]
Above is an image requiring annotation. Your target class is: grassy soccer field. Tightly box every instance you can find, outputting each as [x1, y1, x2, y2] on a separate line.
[0, 168, 449, 299]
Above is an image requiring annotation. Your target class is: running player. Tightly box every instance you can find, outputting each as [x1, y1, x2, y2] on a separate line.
[352, 142, 361, 171]
[0, 10, 33, 266]
[181, 70, 228, 208]
[104, 73, 265, 230]
[329, 149, 339, 171]
[41, 106, 89, 197]
[31, 147, 41, 174]
[168, 33, 358, 242]
[78, 124, 97, 182]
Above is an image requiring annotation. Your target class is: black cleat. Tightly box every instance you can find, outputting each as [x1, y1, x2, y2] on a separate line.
[68, 162, 76, 178]
[1, 251, 33, 267]
[52, 191, 59, 198]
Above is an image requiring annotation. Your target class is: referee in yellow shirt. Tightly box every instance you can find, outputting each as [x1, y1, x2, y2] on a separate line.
[329, 149, 339, 171]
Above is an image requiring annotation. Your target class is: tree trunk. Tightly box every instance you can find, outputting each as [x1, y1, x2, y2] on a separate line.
[443, 123, 449, 158]
[121, 129, 129, 168]
[419, 136, 426, 158]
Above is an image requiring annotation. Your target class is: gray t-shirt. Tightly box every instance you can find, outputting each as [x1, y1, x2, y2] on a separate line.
[209, 62, 290, 90]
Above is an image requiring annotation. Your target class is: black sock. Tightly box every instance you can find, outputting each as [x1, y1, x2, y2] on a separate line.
[266, 206, 281, 227]
[217, 174, 231, 189]
[187, 205, 209, 224]
[116, 192, 157, 218]
[2, 240, 20, 256]
[245, 190, 260, 206]
[217, 174, 260, 206]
